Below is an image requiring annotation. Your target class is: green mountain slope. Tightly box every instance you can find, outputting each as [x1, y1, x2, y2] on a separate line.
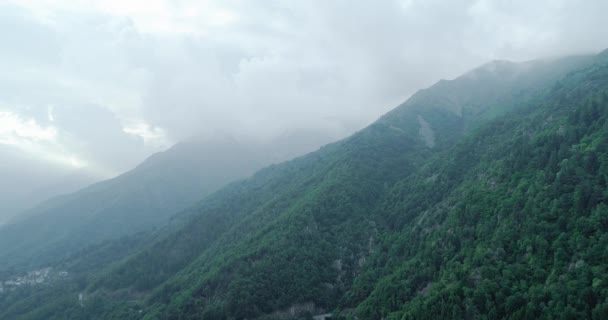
[146, 53, 607, 320]
[0, 136, 274, 271]
[1, 51, 607, 320]
[349, 52, 608, 320]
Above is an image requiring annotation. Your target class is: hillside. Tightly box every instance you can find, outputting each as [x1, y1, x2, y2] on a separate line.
[0, 147, 98, 225]
[1, 51, 607, 320]
[0, 135, 298, 271]
[348, 50, 608, 319]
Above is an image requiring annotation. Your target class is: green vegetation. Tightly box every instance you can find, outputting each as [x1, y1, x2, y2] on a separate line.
[0, 136, 270, 272]
[348, 55, 608, 320]
[1, 51, 607, 319]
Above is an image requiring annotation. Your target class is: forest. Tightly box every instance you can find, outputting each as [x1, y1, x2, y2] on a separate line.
[1, 50, 607, 320]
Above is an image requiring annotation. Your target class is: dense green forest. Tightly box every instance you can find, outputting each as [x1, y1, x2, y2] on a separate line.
[1, 50, 607, 319]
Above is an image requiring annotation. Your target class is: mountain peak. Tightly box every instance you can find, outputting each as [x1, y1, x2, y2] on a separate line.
[460, 59, 523, 81]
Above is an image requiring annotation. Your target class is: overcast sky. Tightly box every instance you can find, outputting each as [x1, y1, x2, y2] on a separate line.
[1, 0, 608, 178]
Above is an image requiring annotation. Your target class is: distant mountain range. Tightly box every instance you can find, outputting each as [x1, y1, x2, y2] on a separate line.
[0, 147, 99, 225]
[0, 132, 336, 271]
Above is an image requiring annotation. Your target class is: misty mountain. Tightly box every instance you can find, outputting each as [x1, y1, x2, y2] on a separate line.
[0, 147, 99, 225]
[2, 51, 606, 319]
[0, 132, 335, 271]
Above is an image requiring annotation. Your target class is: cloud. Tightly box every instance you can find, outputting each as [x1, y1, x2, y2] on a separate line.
[0, 110, 57, 143]
[1, 0, 607, 176]
[0, 110, 84, 169]
[123, 122, 169, 148]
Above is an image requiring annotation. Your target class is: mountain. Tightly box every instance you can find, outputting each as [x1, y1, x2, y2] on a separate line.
[0, 133, 334, 272]
[0, 147, 98, 225]
[1, 51, 607, 319]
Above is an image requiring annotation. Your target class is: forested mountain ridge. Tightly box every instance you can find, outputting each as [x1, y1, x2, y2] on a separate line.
[1, 51, 607, 320]
[87, 55, 602, 319]
[348, 50, 608, 319]
[0, 136, 273, 271]
[380, 54, 596, 139]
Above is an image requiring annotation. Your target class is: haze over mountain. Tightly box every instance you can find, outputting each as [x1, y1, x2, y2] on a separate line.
[0, 146, 98, 225]
[0, 131, 333, 271]
[1, 50, 607, 319]
[2, 1, 608, 320]
[1, 0, 607, 218]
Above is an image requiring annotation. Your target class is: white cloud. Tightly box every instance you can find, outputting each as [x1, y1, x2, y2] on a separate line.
[123, 121, 169, 148]
[0, 110, 86, 169]
[1, 0, 607, 176]
[12, 0, 240, 35]
[47, 105, 55, 122]
[0, 110, 57, 143]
